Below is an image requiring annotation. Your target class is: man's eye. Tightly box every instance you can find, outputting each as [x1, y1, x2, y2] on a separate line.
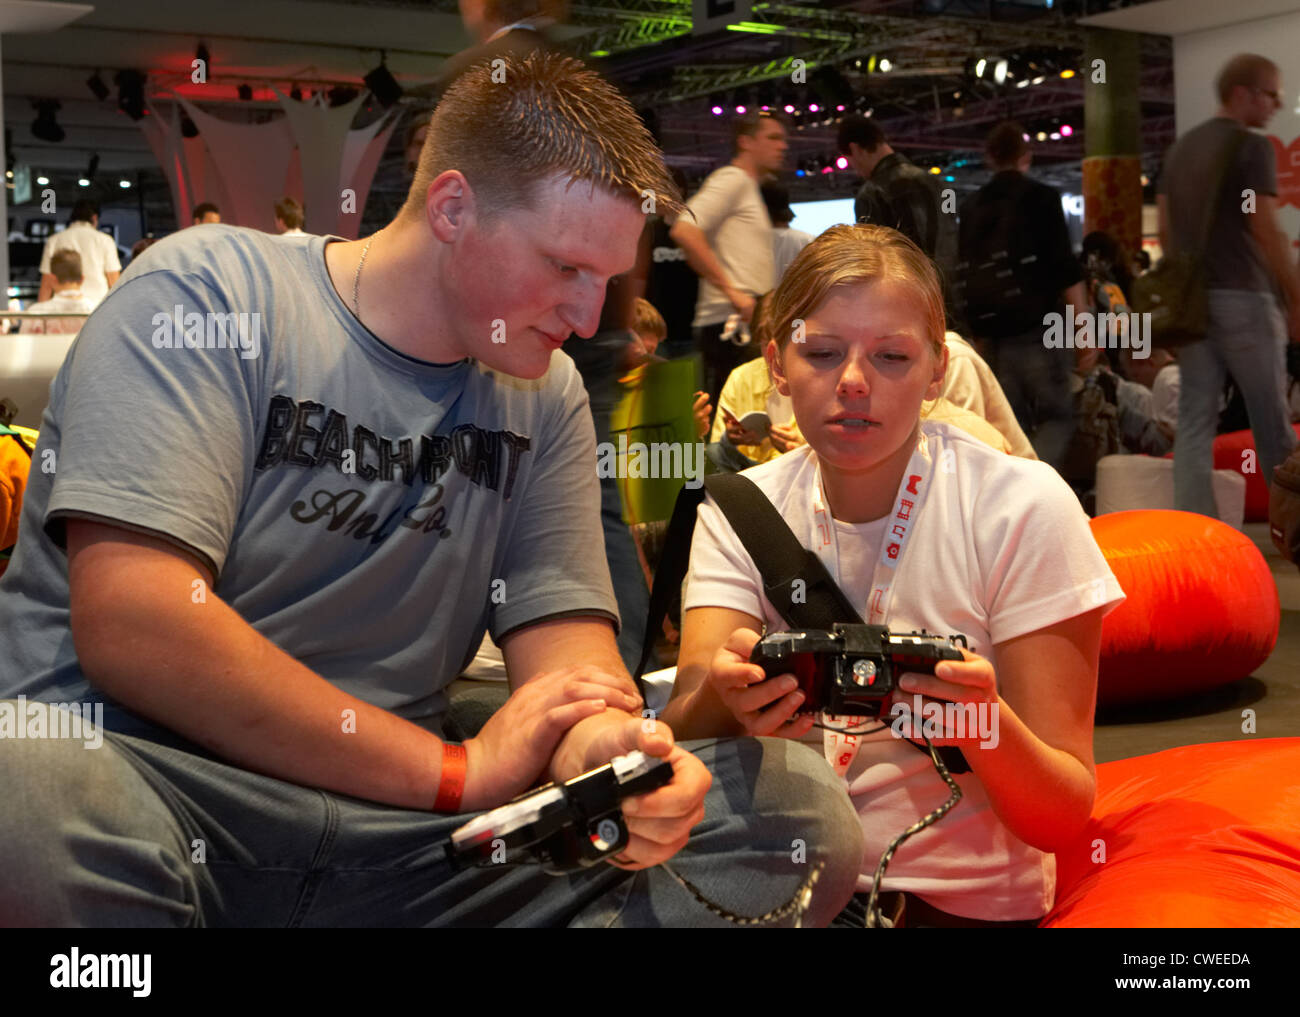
[552, 260, 577, 276]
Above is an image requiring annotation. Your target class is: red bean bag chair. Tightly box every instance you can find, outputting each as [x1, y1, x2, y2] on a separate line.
[1044, 738, 1300, 927]
[1213, 425, 1300, 522]
[1089, 510, 1279, 708]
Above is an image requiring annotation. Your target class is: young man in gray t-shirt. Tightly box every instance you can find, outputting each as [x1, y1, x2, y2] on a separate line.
[0, 53, 862, 927]
[1157, 53, 1300, 517]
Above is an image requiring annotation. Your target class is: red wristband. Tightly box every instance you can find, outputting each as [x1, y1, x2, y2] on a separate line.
[434, 743, 467, 813]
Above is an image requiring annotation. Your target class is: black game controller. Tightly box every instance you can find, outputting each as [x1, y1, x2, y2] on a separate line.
[749, 623, 966, 718]
[446, 751, 674, 874]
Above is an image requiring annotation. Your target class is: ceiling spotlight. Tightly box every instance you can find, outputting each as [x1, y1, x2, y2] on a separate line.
[1061, 124, 1074, 137]
[835, 156, 848, 170]
[975, 58, 987, 78]
[711, 105, 723, 116]
[1032, 76, 1046, 85]
[993, 59, 1008, 86]
[86, 71, 109, 101]
[808, 103, 819, 112]
[115, 69, 147, 120]
[31, 99, 64, 143]
[363, 52, 403, 108]
[783, 104, 795, 113]
[119, 179, 131, 188]
[1050, 131, 1061, 140]
[77, 178, 89, 187]
[36, 176, 49, 185]
[879, 58, 892, 73]
[735, 105, 746, 114]
[929, 166, 941, 175]
[1060, 69, 1075, 79]
[237, 83, 253, 101]
[1036, 131, 1047, 141]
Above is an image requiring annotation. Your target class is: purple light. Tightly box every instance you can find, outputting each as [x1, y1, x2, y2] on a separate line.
[1061, 124, 1074, 137]
[836, 104, 845, 112]
[735, 105, 746, 114]
[835, 156, 848, 170]
[821, 165, 833, 174]
[761, 105, 770, 111]
[711, 105, 723, 116]
[809, 103, 820, 112]
[783, 104, 795, 113]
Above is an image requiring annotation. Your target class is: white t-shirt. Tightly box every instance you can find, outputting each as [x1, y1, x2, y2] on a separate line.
[19, 290, 97, 334]
[1151, 364, 1180, 431]
[38, 222, 122, 306]
[683, 420, 1126, 920]
[772, 225, 814, 285]
[685, 166, 775, 327]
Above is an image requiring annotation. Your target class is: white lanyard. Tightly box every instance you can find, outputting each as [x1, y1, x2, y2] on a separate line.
[810, 428, 933, 778]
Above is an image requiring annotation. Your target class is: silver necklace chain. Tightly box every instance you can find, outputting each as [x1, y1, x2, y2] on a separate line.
[352, 235, 375, 320]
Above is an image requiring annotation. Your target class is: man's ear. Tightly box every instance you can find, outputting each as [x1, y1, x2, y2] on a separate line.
[427, 170, 473, 241]
[765, 339, 790, 395]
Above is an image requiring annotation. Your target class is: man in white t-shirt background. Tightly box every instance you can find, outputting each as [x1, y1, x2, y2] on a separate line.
[669, 110, 785, 405]
[36, 199, 121, 307]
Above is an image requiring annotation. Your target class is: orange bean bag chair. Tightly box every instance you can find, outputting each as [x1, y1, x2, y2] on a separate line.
[1089, 510, 1279, 708]
[1212, 425, 1300, 522]
[1044, 738, 1300, 927]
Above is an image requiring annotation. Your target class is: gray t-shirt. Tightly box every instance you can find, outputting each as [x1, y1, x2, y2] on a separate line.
[1158, 117, 1277, 292]
[0, 225, 618, 739]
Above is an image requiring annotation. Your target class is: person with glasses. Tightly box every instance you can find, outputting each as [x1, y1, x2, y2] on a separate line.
[1156, 53, 1300, 519]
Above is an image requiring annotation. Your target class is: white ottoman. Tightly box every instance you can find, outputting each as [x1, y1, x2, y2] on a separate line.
[1095, 454, 1246, 529]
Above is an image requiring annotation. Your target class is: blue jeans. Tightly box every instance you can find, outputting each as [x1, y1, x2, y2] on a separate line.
[985, 330, 1075, 474]
[0, 715, 864, 927]
[1174, 290, 1297, 517]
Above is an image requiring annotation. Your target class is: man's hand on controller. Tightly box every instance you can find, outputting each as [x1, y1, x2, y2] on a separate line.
[571, 715, 712, 871]
[460, 665, 642, 814]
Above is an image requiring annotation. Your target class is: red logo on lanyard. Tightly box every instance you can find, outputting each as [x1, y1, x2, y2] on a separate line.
[891, 523, 907, 539]
[886, 542, 900, 559]
[896, 498, 914, 521]
[906, 474, 922, 495]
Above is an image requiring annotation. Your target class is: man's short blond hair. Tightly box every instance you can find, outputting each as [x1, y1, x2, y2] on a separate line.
[1217, 54, 1278, 104]
[401, 50, 684, 227]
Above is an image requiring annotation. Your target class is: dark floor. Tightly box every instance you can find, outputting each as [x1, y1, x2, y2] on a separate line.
[1092, 522, 1299, 763]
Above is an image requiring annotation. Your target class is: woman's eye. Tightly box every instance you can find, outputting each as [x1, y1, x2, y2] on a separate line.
[880, 352, 910, 363]
[552, 260, 577, 276]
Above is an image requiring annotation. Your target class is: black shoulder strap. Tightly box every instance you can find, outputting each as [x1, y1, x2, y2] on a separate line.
[634, 472, 970, 774]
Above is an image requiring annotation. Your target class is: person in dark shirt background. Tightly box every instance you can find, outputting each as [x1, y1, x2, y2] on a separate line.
[956, 121, 1088, 474]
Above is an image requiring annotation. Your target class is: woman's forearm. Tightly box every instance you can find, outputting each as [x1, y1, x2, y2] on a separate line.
[961, 697, 1096, 854]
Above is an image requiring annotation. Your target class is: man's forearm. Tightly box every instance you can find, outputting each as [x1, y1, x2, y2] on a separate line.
[1261, 225, 1300, 307]
[669, 222, 737, 297]
[76, 583, 447, 811]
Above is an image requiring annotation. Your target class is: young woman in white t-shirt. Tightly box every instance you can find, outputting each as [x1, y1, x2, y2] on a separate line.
[661, 225, 1125, 926]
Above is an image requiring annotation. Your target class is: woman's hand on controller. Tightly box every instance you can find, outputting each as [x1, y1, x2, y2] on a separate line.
[888, 648, 1002, 750]
[708, 627, 816, 739]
